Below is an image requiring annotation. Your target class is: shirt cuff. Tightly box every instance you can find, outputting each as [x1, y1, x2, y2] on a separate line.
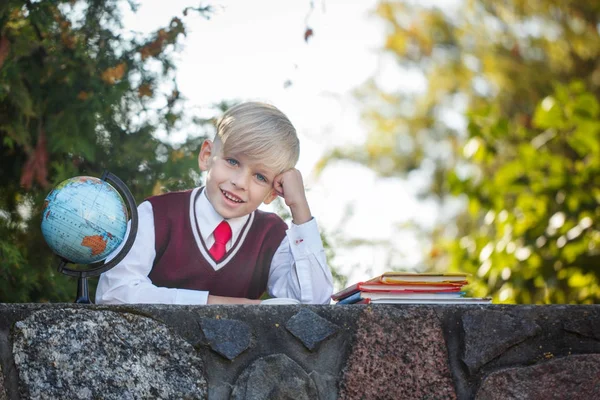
[175, 289, 209, 305]
[286, 217, 323, 260]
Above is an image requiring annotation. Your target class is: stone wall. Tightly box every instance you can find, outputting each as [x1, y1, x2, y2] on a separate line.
[0, 304, 599, 399]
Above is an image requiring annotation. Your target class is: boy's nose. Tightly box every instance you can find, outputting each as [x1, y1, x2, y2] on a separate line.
[231, 170, 250, 190]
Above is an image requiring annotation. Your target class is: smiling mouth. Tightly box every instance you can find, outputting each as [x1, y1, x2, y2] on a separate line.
[221, 189, 245, 203]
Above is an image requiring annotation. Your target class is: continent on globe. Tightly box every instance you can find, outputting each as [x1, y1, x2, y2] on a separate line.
[81, 235, 108, 256]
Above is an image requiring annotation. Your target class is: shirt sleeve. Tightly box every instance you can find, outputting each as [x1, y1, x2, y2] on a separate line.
[95, 201, 209, 305]
[267, 217, 334, 304]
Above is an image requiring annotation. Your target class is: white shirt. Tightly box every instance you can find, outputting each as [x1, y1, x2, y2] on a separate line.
[95, 188, 333, 304]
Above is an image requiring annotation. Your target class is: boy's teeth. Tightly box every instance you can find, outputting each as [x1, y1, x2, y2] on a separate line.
[223, 191, 242, 203]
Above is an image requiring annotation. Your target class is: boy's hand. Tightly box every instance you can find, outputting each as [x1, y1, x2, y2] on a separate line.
[273, 169, 312, 225]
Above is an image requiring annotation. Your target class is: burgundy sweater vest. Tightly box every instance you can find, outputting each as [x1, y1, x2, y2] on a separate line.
[147, 189, 287, 299]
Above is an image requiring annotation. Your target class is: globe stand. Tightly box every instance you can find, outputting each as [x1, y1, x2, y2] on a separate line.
[55, 259, 91, 303]
[76, 274, 90, 304]
[56, 171, 138, 304]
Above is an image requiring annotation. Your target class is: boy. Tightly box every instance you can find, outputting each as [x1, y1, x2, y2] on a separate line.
[96, 102, 333, 305]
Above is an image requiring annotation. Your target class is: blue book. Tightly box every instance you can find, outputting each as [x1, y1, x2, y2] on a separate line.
[336, 291, 362, 304]
[336, 291, 468, 304]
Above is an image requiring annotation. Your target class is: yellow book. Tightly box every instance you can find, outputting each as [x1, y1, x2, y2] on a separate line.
[379, 272, 469, 284]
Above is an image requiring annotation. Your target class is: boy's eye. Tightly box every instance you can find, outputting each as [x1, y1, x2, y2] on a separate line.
[226, 158, 238, 166]
[256, 174, 267, 183]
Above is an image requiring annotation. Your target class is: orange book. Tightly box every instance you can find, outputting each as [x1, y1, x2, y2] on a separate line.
[357, 282, 464, 292]
[368, 297, 491, 305]
[331, 272, 469, 301]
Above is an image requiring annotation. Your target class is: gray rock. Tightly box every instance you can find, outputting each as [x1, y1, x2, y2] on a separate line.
[12, 308, 207, 400]
[475, 354, 600, 399]
[230, 353, 318, 400]
[285, 308, 338, 351]
[462, 310, 541, 373]
[563, 311, 600, 340]
[0, 363, 7, 400]
[310, 371, 339, 400]
[199, 318, 251, 360]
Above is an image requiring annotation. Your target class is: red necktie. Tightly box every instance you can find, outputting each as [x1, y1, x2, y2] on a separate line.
[210, 220, 232, 262]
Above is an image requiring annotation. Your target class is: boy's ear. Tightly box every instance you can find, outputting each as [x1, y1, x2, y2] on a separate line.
[263, 189, 278, 205]
[198, 140, 213, 171]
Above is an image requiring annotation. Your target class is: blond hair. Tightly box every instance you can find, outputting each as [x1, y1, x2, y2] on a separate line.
[214, 102, 300, 174]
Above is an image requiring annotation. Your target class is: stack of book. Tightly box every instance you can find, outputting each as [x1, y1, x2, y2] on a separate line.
[332, 272, 492, 304]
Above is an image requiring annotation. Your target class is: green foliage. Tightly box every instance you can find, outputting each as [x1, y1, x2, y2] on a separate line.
[449, 82, 600, 303]
[0, 0, 214, 302]
[320, 0, 600, 303]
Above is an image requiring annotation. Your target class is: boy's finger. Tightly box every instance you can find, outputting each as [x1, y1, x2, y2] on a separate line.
[273, 181, 284, 197]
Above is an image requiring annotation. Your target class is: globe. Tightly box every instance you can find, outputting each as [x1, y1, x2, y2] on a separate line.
[41, 176, 128, 265]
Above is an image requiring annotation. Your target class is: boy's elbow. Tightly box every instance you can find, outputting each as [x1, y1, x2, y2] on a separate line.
[319, 291, 333, 305]
[95, 278, 137, 304]
[95, 290, 122, 305]
[313, 284, 333, 305]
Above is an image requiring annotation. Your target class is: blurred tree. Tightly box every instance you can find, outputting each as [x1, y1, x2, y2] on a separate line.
[319, 0, 600, 303]
[0, 0, 215, 302]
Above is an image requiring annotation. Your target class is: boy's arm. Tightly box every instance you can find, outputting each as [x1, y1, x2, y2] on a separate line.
[207, 295, 261, 304]
[267, 218, 333, 304]
[96, 201, 259, 305]
[273, 169, 311, 225]
[269, 169, 334, 304]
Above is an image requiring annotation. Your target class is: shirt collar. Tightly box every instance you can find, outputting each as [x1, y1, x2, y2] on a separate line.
[197, 188, 249, 242]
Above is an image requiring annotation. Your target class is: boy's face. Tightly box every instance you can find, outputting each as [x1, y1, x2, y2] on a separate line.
[198, 139, 278, 219]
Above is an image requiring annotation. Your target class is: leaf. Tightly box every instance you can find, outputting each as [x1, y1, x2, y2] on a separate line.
[19, 128, 49, 190]
[137, 84, 153, 98]
[0, 35, 11, 70]
[493, 161, 523, 187]
[573, 93, 600, 119]
[304, 27, 314, 42]
[10, 82, 35, 117]
[532, 96, 563, 130]
[567, 126, 600, 157]
[385, 32, 407, 54]
[101, 63, 127, 84]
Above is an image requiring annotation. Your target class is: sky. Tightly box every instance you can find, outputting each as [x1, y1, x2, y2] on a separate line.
[123, 0, 432, 289]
